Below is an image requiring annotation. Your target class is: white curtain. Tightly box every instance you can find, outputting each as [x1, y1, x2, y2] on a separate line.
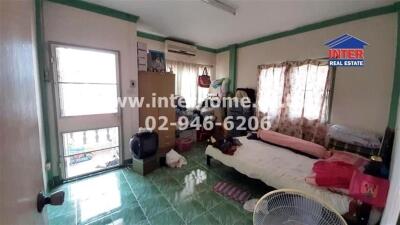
[167, 61, 211, 108]
[257, 60, 332, 145]
[286, 63, 330, 121]
[257, 65, 286, 123]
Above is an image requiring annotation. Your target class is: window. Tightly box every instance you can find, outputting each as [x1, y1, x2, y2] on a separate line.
[55, 46, 118, 116]
[51, 44, 121, 179]
[63, 127, 119, 178]
[286, 63, 330, 121]
[167, 61, 212, 108]
[258, 65, 286, 119]
[257, 60, 332, 144]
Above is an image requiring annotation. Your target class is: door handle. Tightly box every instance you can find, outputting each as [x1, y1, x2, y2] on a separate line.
[37, 191, 65, 213]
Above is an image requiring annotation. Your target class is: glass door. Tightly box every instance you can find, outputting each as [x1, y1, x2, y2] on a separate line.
[50, 44, 122, 179]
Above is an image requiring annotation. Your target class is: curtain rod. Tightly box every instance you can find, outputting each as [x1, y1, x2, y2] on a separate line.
[258, 57, 329, 68]
[166, 59, 214, 68]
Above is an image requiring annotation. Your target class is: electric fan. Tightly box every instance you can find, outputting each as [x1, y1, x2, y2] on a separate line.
[253, 189, 347, 225]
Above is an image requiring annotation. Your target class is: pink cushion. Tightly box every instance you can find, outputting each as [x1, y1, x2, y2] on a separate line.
[257, 129, 330, 159]
[326, 150, 369, 169]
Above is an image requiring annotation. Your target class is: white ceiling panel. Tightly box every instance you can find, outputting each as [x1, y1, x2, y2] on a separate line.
[84, 0, 395, 49]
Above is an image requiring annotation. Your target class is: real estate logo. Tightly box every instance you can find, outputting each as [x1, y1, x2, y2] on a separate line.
[325, 34, 368, 67]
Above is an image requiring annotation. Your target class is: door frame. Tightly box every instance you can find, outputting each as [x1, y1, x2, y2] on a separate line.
[48, 42, 124, 180]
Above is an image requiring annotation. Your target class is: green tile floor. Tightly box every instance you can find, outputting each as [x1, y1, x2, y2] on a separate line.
[47, 143, 273, 225]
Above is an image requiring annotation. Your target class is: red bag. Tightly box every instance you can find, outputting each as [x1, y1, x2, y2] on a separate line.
[349, 170, 389, 208]
[198, 67, 211, 88]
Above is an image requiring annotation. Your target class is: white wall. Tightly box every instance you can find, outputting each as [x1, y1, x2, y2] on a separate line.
[216, 51, 229, 79]
[43, 1, 138, 177]
[137, 37, 216, 78]
[234, 14, 397, 134]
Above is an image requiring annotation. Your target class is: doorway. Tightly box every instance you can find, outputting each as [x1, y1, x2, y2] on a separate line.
[50, 43, 122, 179]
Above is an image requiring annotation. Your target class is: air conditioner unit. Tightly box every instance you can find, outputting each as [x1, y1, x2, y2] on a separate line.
[165, 40, 197, 56]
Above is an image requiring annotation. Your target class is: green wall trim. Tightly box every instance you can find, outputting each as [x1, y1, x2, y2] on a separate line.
[45, 1, 399, 55]
[228, 44, 238, 93]
[48, 176, 62, 190]
[213, 2, 400, 127]
[215, 2, 399, 53]
[35, 0, 54, 190]
[238, 3, 397, 49]
[137, 31, 218, 54]
[216, 46, 230, 53]
[388, 11, 400, 129]
[47, 0, 139, 23]
[137, 31, 166, 42]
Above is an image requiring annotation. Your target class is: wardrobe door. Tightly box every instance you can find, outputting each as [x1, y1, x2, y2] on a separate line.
[157, 73, 176, 153]
[158, 108, 176, 153]
[138, 72, 158, 129]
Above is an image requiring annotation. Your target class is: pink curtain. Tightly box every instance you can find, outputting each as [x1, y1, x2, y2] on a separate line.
[257, 60, 333, 145]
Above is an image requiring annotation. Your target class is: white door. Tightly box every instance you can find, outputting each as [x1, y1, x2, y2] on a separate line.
[50, 44, 122, 179]
[0, 0, 47, 224]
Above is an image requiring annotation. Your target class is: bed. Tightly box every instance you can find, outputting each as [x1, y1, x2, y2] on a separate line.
[205, 136, 352, 215]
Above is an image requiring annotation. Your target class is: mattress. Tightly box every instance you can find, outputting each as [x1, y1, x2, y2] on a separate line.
[205, 136, 351, 214]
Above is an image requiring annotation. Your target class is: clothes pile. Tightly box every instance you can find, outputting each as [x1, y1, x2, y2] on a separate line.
[209, 136, 242, 155]
[166, 149, 187, 168]
[306, 151, 389, 209]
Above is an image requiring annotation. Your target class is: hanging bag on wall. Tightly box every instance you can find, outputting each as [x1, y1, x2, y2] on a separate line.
[198, 67, 211, 88]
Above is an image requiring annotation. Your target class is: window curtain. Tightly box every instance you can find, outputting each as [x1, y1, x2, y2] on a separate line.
[167, 61, 211, 108]
[257, 60, 332, 145]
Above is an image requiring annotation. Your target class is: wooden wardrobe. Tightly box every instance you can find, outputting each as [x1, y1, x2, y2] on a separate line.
[138, 71, 176, 154]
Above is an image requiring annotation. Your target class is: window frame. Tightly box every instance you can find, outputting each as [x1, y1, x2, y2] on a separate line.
[257, 59, 335, 123]
[48, 42, 123, 180]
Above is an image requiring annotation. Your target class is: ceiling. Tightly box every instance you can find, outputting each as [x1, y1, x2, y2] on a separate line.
[85, 0, 395, 49]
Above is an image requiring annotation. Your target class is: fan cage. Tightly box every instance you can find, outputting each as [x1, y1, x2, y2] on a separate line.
[253, 189, 347, 225]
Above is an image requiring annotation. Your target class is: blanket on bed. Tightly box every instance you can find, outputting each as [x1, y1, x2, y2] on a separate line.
[206, 136, 351, 214]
